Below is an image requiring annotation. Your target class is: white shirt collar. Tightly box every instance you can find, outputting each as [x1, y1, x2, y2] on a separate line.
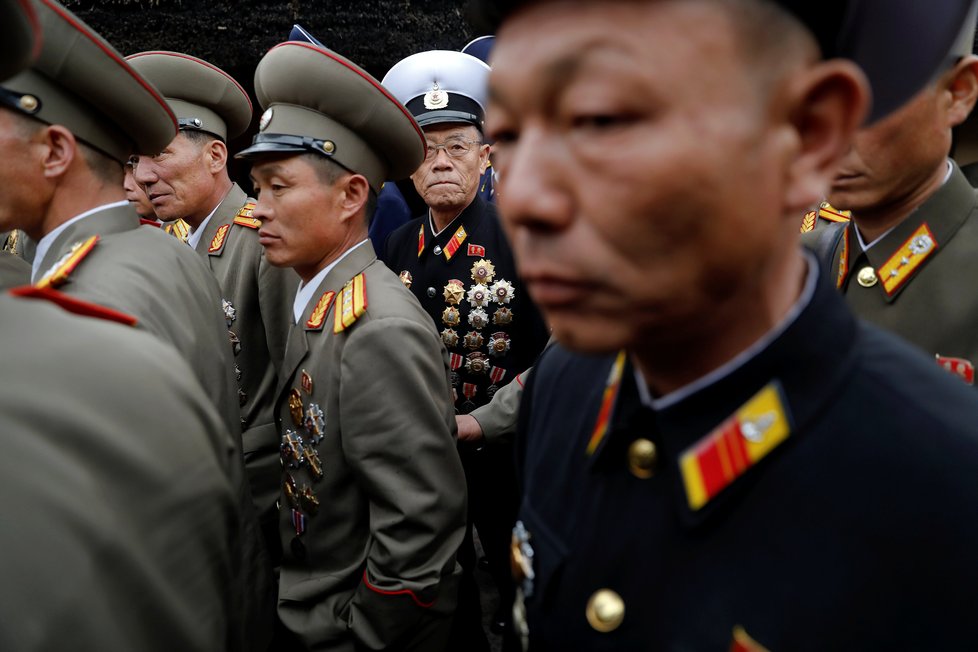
[32, 200, 129, 283]
[635, 252, 819, 411]
[858, 159, 954, 252]
[187, 204, 221, 250]
[293, 240, 370, 323]
[428, 208, 464, 238]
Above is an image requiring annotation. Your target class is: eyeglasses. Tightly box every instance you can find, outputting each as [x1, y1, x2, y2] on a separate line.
[424, 138, 481, 161]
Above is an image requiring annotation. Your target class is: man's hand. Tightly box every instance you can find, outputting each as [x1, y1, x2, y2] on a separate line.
[456, 414, 485, 443]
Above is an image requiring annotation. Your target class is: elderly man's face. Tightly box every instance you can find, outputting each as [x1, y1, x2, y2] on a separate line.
[133, 132, 218, 223]
[488, 0, 798, 354]
[410, 123, 490, 214]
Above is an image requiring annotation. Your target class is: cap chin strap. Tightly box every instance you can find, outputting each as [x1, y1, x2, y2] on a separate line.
[0, 86, 42, 116]
[178, 120, 225, 143]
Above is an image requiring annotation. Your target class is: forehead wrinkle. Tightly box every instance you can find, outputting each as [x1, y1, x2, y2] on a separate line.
[490, 38, 633, 114]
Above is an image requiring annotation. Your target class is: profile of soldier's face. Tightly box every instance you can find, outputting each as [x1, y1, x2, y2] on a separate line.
[0, 108, 46, 238]
[133, 132, 222, 223]
[487, 0, 826, 356]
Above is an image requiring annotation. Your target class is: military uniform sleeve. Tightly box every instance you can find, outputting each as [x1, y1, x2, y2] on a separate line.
[470, 367, 531, 443]
[339, 316, 467, 648]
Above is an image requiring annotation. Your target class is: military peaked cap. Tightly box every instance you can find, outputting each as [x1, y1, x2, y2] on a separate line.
[382, 50, 491, 131]
[236, 42, 425, 193]
[126, 51, 252, 142]
[0, 0, 39, 82]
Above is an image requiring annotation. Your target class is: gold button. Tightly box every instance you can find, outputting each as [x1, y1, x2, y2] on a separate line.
[856, 266, 878, 287]
[322, 140, 335, 154]
[19, 94, 38, 112]
[586, 589, 625, 633]
[627, 438, 657, 479]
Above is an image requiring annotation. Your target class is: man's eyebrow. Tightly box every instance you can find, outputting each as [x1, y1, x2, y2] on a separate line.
[489, 39, 629, 112]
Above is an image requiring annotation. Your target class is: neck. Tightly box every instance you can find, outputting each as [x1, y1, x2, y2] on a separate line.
[186, 176, 233, 230]
[431, 205, 466, 232]
[34, 177, 125, 242]
[297, 227, 368, 284]
[632, 245, 807, 397]
[849, 163, 946, 243]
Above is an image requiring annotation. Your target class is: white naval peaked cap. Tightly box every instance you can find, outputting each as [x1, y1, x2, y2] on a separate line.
[382, 50, 490, 131]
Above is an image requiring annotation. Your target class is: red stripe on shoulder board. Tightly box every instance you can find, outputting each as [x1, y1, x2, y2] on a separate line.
[362, 569, 435, 608]
[10, 286, 139, 327]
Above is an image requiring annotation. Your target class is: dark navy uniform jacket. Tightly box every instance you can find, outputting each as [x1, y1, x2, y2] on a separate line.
[381, 196, 549, 413]
[517, 260, 978, 651]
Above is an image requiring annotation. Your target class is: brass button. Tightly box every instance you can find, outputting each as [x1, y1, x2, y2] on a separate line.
[856, 266, 878, 288]
[586, 589, 625, 633]
[627, 438, 657, 479]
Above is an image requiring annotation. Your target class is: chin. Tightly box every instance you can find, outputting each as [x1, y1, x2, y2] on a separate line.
[549, 317, 633, 355]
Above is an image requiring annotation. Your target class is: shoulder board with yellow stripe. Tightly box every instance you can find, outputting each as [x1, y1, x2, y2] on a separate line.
[817, 202, 851, 223]
[878, 223, 937, 297]
[680, 382, 792, 511]
[233, 202, 261, 229]
[334, 273, 368, 333]
[209, 224, 231, 254]
[305, 291, 336, 331]
[35, 235, 99, 290]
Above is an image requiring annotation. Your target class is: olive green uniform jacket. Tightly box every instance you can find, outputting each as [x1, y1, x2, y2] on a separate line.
[0, 250, 29, 290]
[0, 293, 239, 652]
[803, 162, 978, 384]
[276, 241, 466, 651]
[193, 183, 299, 537]
[31, 203, 275, 650]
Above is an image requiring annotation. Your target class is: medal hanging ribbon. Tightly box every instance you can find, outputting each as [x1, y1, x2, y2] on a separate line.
[489, 366, 506, 384]
[417, 224, 425, 258]
[463, 383, 478, 400]
[292, 508, 307, 537]
[449, 353, 464, 370]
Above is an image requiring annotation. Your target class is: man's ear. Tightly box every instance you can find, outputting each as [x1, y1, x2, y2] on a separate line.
[205, 138, 229, 173]
[942, 54, 978, 128]
[39, 125, 78, 180]
[782, 60, 869, 213]
[478, 142, 491, 175]
[338, 173, 370, 222]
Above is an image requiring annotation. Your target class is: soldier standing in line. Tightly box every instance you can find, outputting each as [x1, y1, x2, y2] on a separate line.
[475, 0, 978, 649]
[129, 51, 300, 558]
[236, 40, 467, 651]
[802, 5, 978, 385]
[381, 49, 550, 650]
[0, 2, 273, 648]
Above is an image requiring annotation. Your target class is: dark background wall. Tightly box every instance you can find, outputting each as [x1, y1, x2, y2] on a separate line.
[64, 0, 481, 191]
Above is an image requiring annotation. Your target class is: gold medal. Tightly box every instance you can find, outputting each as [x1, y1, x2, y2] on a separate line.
[464, 331, 484, 351]
[399, 270, 413, 288]
[288, 388, 304, 426]
[465, 352, 489, 375]
[443, 279, 465, 305]
[470, 258, 496, 284]
[441, 328, 460, 348]
[301, 370, 313, 395]
[283, 473, 300, 509]
[281, 430, 304, 469]
[300, 486, 320, 516]
[442, 306, 461, 326]
[489, 331, 511, 357]
[304, 445, 324, 481]
[493, 307, 514, 325]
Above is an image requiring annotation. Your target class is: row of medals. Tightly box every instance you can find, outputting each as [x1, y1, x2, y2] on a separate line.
[280, 373, 324, 560]
[223, 299, 247, 418]
[402, 258, 515, 411]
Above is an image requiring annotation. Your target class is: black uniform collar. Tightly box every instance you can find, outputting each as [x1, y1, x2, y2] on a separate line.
[418, 196, 488, 261]
[591, 256, 859, 525]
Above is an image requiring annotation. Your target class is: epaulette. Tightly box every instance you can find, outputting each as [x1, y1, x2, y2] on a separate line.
[334, 273, 368, 333]
[233, 202, 261, 229]
[10, 285, 138, 327]
[877, 223, 937, 297]
[679, 381, 792, 511]
[817, 201, 851, 223]
[35, 235, 99, 290]
[305, 291, 335, 331]
[164, 219, 191, 243]
[800, 210, 816, 233]
[208, 223, 231, 254]
[139, 218, 161, 228]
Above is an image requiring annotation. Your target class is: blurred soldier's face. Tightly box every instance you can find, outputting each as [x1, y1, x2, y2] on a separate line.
[0, 109, 46, 238]
[828, 65, 973, 213]
[411, 123, 490, 215]
[249, 155, 360, 282]
[133, 132, 221, 224]
[124, 158, 156, 220]
[488, 1, 809, 354]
